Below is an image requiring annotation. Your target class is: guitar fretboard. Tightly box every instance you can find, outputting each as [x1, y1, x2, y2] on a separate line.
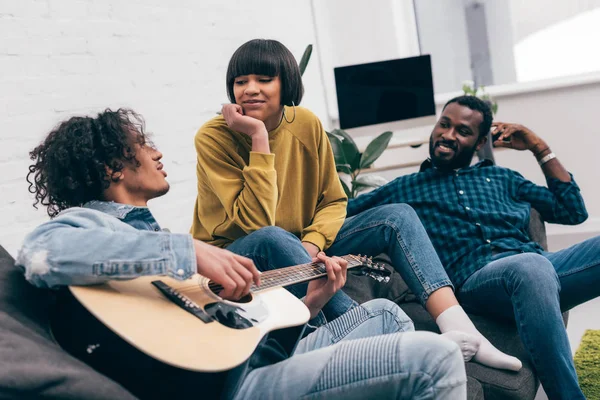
[207, 255, 364, 294]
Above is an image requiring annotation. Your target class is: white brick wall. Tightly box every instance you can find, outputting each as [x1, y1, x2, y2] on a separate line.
[0, 0, 329, 256]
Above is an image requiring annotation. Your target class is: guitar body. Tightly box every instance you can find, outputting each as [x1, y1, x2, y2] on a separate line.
[63, 255, 388, 377]
[69, 274, 310, 372]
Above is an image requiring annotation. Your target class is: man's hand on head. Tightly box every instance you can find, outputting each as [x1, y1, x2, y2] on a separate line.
[193, 239, 260, 301]
[491, 122, 550, 156]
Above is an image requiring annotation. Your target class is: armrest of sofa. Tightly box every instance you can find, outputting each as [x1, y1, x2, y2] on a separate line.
[528, 208, 548, 251]
[0, 245, 137, 399]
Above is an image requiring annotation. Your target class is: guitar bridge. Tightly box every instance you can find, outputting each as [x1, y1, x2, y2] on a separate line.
[152, 280, 214, 323]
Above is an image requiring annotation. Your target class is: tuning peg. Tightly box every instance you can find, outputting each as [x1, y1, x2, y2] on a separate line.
[384, 277, 390, 283]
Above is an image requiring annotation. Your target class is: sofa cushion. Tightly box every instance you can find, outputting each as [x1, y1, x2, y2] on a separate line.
[0, 245, 137, 399]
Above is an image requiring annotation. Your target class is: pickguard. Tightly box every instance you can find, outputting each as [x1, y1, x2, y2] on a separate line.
[153, 279, 269, 330]
[204, 298, 269, 330]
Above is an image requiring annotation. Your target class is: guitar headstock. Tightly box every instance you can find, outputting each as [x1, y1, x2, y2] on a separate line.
[348, 255, 392, 283]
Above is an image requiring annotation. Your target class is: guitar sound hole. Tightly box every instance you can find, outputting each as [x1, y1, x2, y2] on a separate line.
[207, 281, 253, 304]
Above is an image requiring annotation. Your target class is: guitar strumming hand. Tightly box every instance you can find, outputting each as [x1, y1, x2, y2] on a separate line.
[193, 239, 260, 300]
[304, 253, 348, 319]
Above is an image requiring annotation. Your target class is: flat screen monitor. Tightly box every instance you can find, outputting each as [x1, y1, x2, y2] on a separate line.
[334, 55, 436, 131]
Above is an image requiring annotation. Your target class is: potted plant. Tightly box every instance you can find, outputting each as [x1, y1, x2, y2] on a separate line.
[461, 80, 498, 115]
[326, 130, 393, 199]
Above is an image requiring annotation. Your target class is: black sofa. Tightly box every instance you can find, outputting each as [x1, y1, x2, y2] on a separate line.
[0, 245, 136, 399]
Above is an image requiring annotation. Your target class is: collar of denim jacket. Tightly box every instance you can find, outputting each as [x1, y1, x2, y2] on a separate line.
[83, 200, 145, 220]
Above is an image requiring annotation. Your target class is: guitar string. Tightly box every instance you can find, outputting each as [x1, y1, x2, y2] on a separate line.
[174, 257, 362, 292]
[177, 264, 328, 293]
[172, 256, 364, 292]
[174, 264, 317, 292]
[173, 256, 366, 294]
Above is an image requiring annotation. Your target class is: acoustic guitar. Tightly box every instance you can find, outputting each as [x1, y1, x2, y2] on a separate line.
[68, 254, 390, 373]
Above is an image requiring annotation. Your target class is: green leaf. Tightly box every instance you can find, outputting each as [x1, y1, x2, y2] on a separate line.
[330, 129, 358, 149]
[359, 131, 393, 169]
[299, 44, 313, 76]
[491, 103, 498, 115]
[353, 175, 388, 191]
[326, 131, 348, 166]
[330, 129, 360, 171]
[336, 164, 353, 175]
[462, 85, 476, 95]
[339, 178, 352, 199]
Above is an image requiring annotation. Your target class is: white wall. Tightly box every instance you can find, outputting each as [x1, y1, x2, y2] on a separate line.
[414, 0, 516, 92]
[311, 0, 420, 123]
[0, 0, 328, 256]
[2, 1, 598, 256]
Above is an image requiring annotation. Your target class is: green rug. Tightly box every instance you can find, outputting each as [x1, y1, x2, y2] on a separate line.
[575, 329, 600, 399]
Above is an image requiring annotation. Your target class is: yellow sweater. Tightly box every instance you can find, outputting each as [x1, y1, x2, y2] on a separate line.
[191, 106, 347, 250]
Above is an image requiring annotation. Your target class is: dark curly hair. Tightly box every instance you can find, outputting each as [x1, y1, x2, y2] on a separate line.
[27, 108, 148, 217]
[443, 95, 493, 138]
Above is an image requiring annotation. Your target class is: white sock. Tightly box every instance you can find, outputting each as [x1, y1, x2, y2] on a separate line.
[436, 305, 522, 372]
[441, 330, 480, 362]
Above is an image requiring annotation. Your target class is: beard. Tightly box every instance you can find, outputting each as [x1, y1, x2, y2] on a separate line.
[429, 136, 477, 171]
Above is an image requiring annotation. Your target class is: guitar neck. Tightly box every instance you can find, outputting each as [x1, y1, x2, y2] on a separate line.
[249, 255, 363, 293]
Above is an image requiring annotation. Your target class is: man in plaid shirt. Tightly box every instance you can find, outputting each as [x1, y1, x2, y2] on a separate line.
[347, 95, 597, 400]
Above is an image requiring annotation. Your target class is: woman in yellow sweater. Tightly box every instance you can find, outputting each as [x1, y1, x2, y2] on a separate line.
[192, 39, 521, 371]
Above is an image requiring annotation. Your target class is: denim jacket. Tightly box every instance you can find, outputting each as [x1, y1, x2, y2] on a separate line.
[16, 201, 196, 289]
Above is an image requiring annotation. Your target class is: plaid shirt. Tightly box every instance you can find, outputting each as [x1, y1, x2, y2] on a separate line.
[347, 159, 588, 287]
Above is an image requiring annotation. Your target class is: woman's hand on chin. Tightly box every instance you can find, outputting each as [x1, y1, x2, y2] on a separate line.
[222, 104, 268, 138]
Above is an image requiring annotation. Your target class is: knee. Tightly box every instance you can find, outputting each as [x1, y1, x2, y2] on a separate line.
[401, 332, 465, 379]
[367, 204, 421, 237]
[505, 254, 559, 292]
[429, 335, 466, 387]
[250, 226, 301, 250]
[378, 203, 419, 223]
[360, 299, 415, 333]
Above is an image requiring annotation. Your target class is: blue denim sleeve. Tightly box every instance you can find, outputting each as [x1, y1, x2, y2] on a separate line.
[16, 209, 197, 289]
[516, 172, 588, 225]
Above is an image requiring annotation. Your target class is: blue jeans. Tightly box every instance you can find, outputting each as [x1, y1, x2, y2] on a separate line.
[227, 226, 357, 323]
[458, 235, 600, 400]
[228, 204, 453, 321]
[233, 299, 467, 399]
[327, 204, 454, 305]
